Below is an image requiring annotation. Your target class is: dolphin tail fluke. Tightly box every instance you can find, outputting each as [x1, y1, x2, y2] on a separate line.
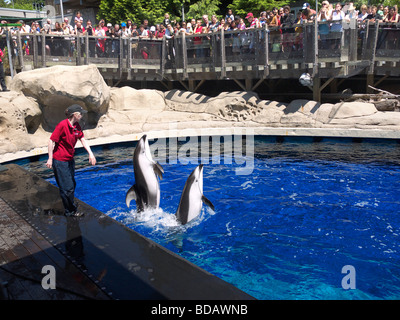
[153, 162, 164, 180]
[126, 184, 138, 208]
[202, 195, 215, 211]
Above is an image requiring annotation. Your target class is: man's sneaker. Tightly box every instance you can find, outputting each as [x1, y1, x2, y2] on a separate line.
[65, 210, 84, 217]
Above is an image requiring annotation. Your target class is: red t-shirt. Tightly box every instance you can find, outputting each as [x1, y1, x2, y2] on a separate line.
[50, 119, 84, 161]
[194, 26, 203, 44]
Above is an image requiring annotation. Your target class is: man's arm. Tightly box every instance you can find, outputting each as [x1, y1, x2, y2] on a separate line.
[80, 137, 96, 165]
[46, 139, 55, 168]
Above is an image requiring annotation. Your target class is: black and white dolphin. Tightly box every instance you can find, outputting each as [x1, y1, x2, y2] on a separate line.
[175, 164, 214, 225]
[126, 135, 164, 212]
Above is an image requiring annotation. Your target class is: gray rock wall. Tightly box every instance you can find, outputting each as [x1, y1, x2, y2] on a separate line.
[1, 65, 400, 160]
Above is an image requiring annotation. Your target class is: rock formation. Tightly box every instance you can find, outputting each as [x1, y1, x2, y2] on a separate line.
[1, 64, 400, 161]
[10, 64, 110, 131]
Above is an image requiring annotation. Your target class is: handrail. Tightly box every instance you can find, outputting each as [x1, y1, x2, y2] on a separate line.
[1, 20, 400, 80]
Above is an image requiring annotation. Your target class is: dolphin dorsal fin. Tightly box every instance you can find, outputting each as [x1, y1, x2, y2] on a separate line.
[202, 195, 215, 211]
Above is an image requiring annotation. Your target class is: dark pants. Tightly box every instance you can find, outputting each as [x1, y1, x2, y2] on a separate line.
[53, 159, 77, 215]
[0, 62, 7, 91]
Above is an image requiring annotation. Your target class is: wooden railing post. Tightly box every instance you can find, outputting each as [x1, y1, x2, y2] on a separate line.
[119, 37, 123, 78]
[182, 32, 188, 79]
[127, 38, 132, 80]
[349, 18, 358, 61]
[161, 35, 166, 79]
[16, 30, 24, 71]
[5, 30, 14, 77]
[76, 33, 81, 66]
[33, 33, 38, 68]
[312, 18, 319, 78]
[220, 28, 226, 79]
[211, 32, 218, 75]
[41, 31, 46, 68]
[85, 33, 89, 65]
[368, 20, 380, 75]
[264, 23, 269, 78]
[366, 20, 380, 93]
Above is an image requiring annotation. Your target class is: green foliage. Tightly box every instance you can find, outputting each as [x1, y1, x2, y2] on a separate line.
[97, 0, 400, 26]
[228, 0, 289, 17]
[97, 0, 225, 25]
[354, 0, 400, 7]
[97, 0, 188, 25]
[186, 0, 222, 20]
[1, 0, 44, 10]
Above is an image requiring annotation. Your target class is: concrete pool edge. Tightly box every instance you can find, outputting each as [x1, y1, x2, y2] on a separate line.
[1, 126, 400, 164]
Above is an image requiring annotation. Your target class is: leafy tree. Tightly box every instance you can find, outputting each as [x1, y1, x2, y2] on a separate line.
[97, 0, 224, 25]
[97, 0, 185, 25]
[228, 0, 289, 17]
[352, 0, 400, 8]
[186, 0, 221, 20]
[1, 0, 44, 10]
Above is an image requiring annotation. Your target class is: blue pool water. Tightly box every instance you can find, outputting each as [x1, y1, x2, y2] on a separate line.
[19, 136, 400, 299]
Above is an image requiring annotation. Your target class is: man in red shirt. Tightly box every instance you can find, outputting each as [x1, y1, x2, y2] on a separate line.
[46, 104, 96, 217]
[0, 48, 10, 92]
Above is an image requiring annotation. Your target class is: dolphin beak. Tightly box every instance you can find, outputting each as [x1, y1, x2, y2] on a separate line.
[199, 164, 204, 170]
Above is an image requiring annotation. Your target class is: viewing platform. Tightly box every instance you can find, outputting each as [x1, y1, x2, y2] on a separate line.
[1, 20, 400, 101]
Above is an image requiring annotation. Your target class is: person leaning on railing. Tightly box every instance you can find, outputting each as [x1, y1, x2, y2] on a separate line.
[382, 6, 399, 50]
[94, 24, 106, 57]
[383, 6, 399, 23]
[110, 23, 121, 58]
[330, 3, 345, 50]
[0, 47, 10, 92]
[281, 5, 295, 52]
[318, 3, 331, 50]
[364, 5, 383, 22]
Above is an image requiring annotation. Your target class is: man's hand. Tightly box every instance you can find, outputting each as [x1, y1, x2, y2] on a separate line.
[46, 158, 53, 169]
[89, 154, 96, 166]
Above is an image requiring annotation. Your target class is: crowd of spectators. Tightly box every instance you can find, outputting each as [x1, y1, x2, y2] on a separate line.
[1, 2, 399, 58]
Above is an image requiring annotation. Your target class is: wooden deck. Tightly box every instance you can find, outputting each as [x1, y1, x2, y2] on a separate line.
[0, 197, 111, 300]
[2, 20, 400, 100]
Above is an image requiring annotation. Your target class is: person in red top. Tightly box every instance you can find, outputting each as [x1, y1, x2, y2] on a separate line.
[0, 48, 10, 92]
[46, 104, 96, 217]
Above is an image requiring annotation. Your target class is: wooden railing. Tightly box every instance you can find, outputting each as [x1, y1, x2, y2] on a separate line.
[1, 20, 400, 82]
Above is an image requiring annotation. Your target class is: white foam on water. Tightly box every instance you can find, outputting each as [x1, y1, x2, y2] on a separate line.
[107, 205, 215, 235]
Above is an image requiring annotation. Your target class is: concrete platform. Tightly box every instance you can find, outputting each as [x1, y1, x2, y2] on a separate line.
[0, 164, 255, 300]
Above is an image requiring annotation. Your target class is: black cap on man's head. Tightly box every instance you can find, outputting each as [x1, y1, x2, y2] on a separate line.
[65, 104, 88, 117]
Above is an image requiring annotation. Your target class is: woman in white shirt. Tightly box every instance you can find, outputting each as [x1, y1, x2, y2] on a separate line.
[331, 3, 345, 49]
[331, 3, 345, 30]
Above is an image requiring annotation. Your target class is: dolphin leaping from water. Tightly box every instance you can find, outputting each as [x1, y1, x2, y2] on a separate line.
[175, 164, 215, 225]
[126, 135, 164, 212]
